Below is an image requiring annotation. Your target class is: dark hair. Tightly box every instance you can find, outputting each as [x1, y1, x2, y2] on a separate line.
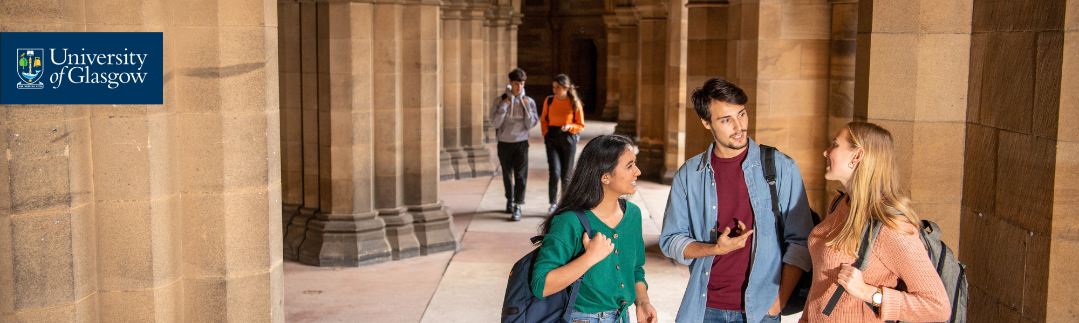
[553, 74, 583, 111]
[509, 68, 527, 82]
[539, 134, 634, 236]
[691, 77, 747, 121]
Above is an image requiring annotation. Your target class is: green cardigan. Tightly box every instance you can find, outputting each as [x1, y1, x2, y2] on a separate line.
[530, 201, 648, 317]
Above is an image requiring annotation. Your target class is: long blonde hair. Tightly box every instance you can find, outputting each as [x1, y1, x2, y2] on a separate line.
[828, 122, 921, 257]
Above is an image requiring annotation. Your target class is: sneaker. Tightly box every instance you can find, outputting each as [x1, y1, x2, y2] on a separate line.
[511, 205, 522, 221]
[548, 204, 558, 215]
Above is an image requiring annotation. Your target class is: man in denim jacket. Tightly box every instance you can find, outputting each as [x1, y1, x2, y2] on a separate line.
[660, 78, 813, 323]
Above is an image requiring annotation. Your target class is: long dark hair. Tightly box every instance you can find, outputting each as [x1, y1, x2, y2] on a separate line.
[553, 74, 583, 111]
[539, 134, 633, 236]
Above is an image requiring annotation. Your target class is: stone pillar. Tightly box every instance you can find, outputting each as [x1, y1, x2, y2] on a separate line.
[960, 0, 1067, 320]
[296, 1, 393, 267]
[664, 0, 689, 183]
[854, 0, 970, 246]
[402, 0, 460, 255]
[508, 13, 522, 70]
[441, 4, 471, 180]
[603, 15, 622, 121]
[729, 0, 831, 212]
[636, 4, 669, 180]
[280, 3, 305, 235]
[484, 4, 510, 143]
[462, 2, 496, 178]
[1050, 1, 1079, 320]
[614, 7, 640, 138]
[372, 0, 422, 260]
[825, 0, 857, 205]
[684, 0, 729, 157]
[283, 2, 322, 261]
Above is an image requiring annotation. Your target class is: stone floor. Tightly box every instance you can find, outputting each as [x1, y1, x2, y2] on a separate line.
[284, 121, 802, 322]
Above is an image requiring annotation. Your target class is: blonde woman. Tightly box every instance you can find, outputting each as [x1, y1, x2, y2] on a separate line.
[799, 122, 949, 322]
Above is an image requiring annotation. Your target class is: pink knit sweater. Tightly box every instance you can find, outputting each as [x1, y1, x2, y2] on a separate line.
[798, 197, 950, 322]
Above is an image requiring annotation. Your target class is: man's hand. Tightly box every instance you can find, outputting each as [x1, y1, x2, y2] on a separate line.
[711, 220, 753, 256]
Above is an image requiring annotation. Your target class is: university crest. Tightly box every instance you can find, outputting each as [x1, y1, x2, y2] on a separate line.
[17, 48, 44, 89]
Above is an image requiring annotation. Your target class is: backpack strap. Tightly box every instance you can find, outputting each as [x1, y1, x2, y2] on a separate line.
[544, 95, 554, 124]
[760, 145, 787, 252]
[829, 190, 847, 215]
[572, 210, 594, 239]
[822, 219, 883, 316]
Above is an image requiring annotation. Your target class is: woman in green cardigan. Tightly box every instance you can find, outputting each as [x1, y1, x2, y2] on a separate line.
[530, 134, 659, 323]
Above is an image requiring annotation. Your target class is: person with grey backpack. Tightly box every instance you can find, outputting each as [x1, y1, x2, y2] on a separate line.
[799, 122, 963, 322]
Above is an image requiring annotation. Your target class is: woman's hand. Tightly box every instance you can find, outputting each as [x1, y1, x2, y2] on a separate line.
[635, 302, 658, 323]
[837, 264, 876, 303]
[581, 232, 614, 265]
[561, 124, 571, 132]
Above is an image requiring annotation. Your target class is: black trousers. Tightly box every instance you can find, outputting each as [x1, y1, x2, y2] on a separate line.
[497, 141, 529, 204]
[544, 127, 579, 204]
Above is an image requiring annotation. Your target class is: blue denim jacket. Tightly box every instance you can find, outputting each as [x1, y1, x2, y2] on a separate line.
[659, 138, 814, 323]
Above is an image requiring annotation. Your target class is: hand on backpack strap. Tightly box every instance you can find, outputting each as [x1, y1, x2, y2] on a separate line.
[581, 232, 614, 265]
[837, 264, 876, 304]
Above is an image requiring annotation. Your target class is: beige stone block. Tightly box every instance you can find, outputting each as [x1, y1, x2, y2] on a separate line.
[69, 204, 96, 301]
[958, 209, 1028, 310]
[224, 189, 272, 276]
[867, 0, 918, 33]
[1025, 233, 1051, 320]
[789, 116, 827, 152]
[753, 116, 790, 149]
[4, 303, 76, 322]
[740, 3, 760, 40]
[1053, 140, 1079, 240]
[757, 40, 801, 80]
[770, 80, 828, 117]
[74, 292, 97, 323]
[829, 39, 857, 80]
[918, 0, 972, 33]
[222, 112, 270, 191]
[96, 200, 154, 291]
[1049, 238, 1079, 322]
[962, 123, 996, 214]
[85, 0, 163, 26]
[98, 288, 155, 321]
[758, 3, 782, 40]
[831, 3, 858, 40]
[914, 34, 970, 123]
[782, 4, 830, 40]
[996, 131, 1055, 234]
[867, 119, 913, 187]
[865, 33, 918, 121]
[178, 113, 223, 192]
[91, 115, 151, 201]
[913, 202, 961, 248]
[973, 32, 1037, 134]
[800, 40, 830, 79]
[10, 210, 74, 311]
[786, 148, 826, 190]
[225, 268, 273, 322]
[737, 40, 759, 79]
[183, 277, 227, 321]
[828, 79, 855, 118]
[910, 122, 965, 205]
[182, 193, 227, 277]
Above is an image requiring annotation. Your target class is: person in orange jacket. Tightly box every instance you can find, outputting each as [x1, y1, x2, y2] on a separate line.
[540, 74, 586, 214]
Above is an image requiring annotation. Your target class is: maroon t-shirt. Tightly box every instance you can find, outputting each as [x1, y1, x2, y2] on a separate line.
[706, 147, 755, 311]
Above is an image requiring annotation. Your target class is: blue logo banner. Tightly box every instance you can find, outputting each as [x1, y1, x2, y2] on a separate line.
[1, 32, 163, 105]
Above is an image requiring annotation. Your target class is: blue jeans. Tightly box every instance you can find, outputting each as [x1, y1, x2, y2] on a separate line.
[703, 308, 782, 323]
[568, 309, 620, 323]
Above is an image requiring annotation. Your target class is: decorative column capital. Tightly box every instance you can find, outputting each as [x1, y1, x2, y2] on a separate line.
[685, 0, 728, 8]
[613, 7, 640, 26]
[604, 14, 621, 29]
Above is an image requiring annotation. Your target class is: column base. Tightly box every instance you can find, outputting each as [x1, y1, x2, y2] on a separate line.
[449, 148, 473, 180]
[440, 150, 456, 181]
[601, 103, 619, 121]
[282, 203, 302, 237]
[615, 119, 637, 139]
[283, 207, 318, 261]
[378, 206, 421, 260]
[483, 120, 496, 143]
[408, 201, 460, 255]
[636, 140, 664, 182]
[297, 211, 392, 267]
[662, 168, 677, 185]
[464, 146, 494, 177]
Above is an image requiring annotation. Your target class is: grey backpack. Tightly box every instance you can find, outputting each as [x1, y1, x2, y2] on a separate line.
[822, 197, 968, 323]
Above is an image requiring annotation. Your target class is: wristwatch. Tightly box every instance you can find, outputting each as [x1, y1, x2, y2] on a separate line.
[871, 287, 883, 307]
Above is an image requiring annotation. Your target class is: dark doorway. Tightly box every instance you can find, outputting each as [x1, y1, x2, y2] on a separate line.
[569, 39, 598, 116]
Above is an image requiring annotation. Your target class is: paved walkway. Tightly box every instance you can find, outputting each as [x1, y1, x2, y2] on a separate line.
[284, 121, 801, 322]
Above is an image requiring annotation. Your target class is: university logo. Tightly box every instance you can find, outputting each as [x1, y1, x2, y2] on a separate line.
[16, 48, 45, 89]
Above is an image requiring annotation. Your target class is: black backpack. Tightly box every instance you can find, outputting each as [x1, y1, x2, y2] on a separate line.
[820, 196, 969, 322]
[760, 145, 826, 315]
[500, 200, 626, 323]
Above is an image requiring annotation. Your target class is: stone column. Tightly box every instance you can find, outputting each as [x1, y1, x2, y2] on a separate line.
[614, 7, 640, 138]
[283, 2, 322, 261]
[402, 0, 460, 255]
[664, 0, 689, 182]
[508, 13, 522, 70]
[1050, 1, 1079, 320]
[603, 15, 622, 121]
[484, 4, 510, 143]
[372, 0, 422, 260]
[462, 2, 496, 178]
[729, 0, 831, 212]
[684, 0, 728, 156]
[279, 3, 305, 236]
[441, 4, 471, 180]
[960, 0, 1066, 320]
[825, 0, 857, 205]
[636, 4, 669, 180]
[854, 0, 970, 246]
[296, 1, 393, 267]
